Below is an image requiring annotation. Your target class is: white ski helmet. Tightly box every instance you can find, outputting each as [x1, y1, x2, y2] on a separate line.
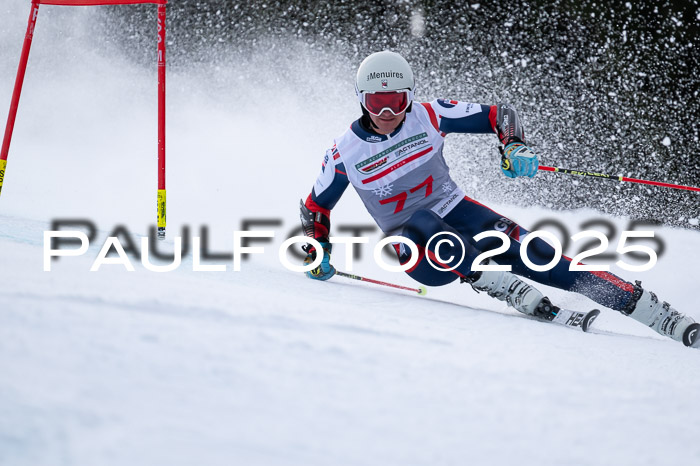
[355, 51, 415, 116]
[355, 50, 415, 93]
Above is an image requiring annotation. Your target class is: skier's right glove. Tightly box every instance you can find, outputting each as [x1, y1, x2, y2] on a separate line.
[302, 242, 336, 281]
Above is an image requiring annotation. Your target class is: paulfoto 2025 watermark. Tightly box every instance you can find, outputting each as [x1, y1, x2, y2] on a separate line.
[42, 218, 665, 274]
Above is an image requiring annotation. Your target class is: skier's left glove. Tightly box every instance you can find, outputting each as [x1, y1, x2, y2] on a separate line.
[302, 242, 336, 281]
[500, 141, 539, 178]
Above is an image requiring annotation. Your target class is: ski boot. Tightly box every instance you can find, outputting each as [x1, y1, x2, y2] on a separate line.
[623, 281, 699, 347]
[463, 265, 550, 318]
[462, 265, 600, 332]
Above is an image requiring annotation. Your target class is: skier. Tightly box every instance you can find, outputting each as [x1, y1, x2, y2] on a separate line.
[299, 50, 699, 347]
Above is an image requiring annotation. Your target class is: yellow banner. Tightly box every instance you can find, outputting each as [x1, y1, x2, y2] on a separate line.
[157, 189, 166, 228]
[0, 159, 7, 196]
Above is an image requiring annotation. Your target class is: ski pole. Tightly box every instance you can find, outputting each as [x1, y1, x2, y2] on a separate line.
[538, 165, 700, 192]
[1, 0, 40, 197]
[335, 270, 427, 295]
[156, 2, 167, 240]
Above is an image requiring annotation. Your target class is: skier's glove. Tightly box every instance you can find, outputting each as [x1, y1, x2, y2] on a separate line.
[500, 142, 539, 178]
[302, 242, 336, 281]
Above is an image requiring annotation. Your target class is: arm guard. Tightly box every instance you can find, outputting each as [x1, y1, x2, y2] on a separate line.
[300, 196, 331, 243]
[495, 103, 526, 145]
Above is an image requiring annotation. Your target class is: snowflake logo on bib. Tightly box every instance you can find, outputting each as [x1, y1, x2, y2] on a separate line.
[442, 181, 453, 193]
[373, 184, 393, 197]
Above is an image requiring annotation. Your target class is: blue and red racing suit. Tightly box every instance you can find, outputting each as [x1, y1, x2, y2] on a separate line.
[303, 99, 635, 311]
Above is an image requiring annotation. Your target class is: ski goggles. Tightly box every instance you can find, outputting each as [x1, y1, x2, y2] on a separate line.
[359, 89, 414, 116]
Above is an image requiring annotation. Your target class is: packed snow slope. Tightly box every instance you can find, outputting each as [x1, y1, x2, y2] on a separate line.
[1, 213, 700, 466]
[1, 4, 699, 466]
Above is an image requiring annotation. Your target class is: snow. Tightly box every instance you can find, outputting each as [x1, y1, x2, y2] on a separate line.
[3, 210, 700, 466]
[1, 4, 699, 466]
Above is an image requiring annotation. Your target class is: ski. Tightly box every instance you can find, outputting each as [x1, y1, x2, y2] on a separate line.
[549, 308, 601, 332]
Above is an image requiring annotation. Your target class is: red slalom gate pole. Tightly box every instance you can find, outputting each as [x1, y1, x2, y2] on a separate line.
[335, 270, 428, 296]
[0, 0, 40, 197]
[538, 165, 700, 193]
[156, 2, 166, 239]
